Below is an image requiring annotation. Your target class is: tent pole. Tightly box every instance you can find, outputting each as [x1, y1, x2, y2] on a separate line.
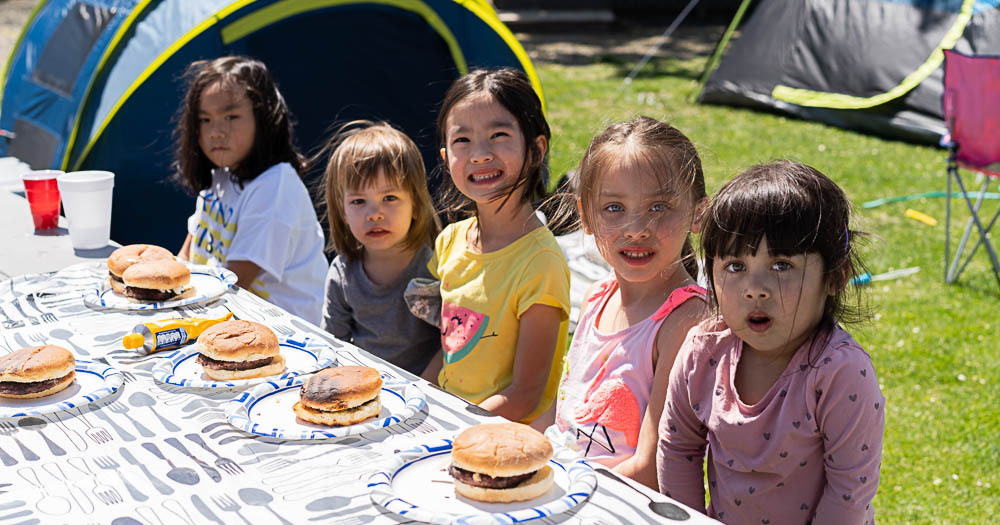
[613, 0, 701, 99]
[694, 0, 754, 100]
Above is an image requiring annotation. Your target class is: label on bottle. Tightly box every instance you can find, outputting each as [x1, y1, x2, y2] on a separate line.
[154, 328, 189, 350]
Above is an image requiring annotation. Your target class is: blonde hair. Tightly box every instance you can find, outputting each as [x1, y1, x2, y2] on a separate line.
[576, 116, 706, 279]
[322, 120, 440, 260]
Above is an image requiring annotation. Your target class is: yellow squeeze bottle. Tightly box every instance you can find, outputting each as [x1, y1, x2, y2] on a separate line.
[122, 312, 233, 354]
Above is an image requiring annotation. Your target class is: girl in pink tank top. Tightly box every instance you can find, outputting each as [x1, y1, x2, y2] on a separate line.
[539, 117, 711, 490]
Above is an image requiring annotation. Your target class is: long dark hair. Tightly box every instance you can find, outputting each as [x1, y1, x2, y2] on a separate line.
[171, 56, 306, 193]
[435, 68, 550, 219]
[701, 160, 870, 331]
[575, 116, 707, 280]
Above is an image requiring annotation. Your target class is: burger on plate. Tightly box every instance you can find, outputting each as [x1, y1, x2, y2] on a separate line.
[195, 320, 285, 380]
[121, 259, 194, 302]
[0, 346, 76, 399]
[293, 366, 382, 426]
[449, 422, 555, 503]
[107, 244, 174, 295]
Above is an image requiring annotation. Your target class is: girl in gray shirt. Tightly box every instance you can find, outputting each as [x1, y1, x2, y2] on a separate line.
[320, 121, 441, 374]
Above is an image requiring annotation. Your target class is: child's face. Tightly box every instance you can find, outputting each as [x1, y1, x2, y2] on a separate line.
[342, 170, 414, 255]
[712, 236, 835, 358]
[441, 93, 544, 211]
[198, 82, 256, 170]
[584, 166, 705, 286]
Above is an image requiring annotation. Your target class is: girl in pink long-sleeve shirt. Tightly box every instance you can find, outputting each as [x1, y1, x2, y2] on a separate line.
[657, 161, 885, 525]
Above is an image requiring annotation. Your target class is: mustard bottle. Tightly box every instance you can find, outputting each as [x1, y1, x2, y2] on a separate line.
[122, 312, 233, 354]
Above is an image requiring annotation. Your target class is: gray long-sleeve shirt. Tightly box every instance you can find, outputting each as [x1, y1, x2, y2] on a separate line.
[321, 245, 439, 374]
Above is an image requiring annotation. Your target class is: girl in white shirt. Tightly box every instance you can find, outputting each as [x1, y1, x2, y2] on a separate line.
[174, 56, 327, 323]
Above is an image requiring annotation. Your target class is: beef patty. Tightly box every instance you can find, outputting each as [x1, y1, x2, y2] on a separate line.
[124, 286, 180, 301]
[196, 354, 274, 371]
[0, 373, 72, 395]
[447, 465, 536, 489]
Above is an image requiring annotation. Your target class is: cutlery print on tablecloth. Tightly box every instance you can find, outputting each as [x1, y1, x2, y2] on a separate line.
[141, 442, 199, 486]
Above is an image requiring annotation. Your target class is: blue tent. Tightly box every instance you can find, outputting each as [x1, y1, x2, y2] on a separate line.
[0, 0, 542, 249]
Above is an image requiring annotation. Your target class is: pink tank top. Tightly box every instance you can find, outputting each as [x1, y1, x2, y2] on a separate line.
[550, 276, 707, 465]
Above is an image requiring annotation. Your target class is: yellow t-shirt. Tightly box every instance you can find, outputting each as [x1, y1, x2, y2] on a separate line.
[429, 217, 570, 423]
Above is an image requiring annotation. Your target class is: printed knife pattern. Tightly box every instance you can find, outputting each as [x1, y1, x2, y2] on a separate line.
[0, 261, 675, 524]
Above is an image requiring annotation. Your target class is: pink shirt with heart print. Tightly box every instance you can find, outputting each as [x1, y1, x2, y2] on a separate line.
[657, 318, 885, 525]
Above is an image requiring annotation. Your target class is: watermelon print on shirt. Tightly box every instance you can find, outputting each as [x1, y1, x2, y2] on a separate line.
[428, 217, 571, 423]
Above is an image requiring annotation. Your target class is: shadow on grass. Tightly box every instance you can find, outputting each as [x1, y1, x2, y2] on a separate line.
[597, 55, 703, 81]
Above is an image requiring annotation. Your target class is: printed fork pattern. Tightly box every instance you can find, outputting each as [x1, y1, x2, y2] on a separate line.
[25, 294, 57, 323]
[9, 299, 38, 325]
[213, 494, 252, 524]
[91, 457, 124, 505]
[77, 408, 113, 444]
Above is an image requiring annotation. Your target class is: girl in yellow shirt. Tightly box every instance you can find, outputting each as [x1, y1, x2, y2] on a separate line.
[421, 68, 570, 425]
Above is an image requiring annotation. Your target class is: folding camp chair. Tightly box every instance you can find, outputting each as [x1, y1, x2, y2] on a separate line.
[942, 50, 1000, 287]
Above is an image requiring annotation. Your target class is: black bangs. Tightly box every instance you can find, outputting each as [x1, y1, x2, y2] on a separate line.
[703, 161, 846, 263]
[703, 160, 873, 347]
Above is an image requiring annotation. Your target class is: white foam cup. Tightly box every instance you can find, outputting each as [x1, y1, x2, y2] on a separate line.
[57, 170, 115, 249]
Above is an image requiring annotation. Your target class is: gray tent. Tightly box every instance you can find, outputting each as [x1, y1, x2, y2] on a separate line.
[699, 0, 1000, 144]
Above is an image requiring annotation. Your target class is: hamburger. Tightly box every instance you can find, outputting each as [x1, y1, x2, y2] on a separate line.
[293, 366, 382, 426]
[107, 244, 175, 295]
[0, 346, 76, 399]
[195, 320, 285, 380]
[121, 259, 194, 302]
[449, 423, 555, 503]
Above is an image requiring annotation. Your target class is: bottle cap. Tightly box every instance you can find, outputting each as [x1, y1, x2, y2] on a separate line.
[122, 333, 144, 349]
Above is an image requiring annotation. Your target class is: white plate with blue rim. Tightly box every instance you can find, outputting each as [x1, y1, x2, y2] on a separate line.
[152, 334, 336, 389]
[0, 360, 124, 419]
[368, 438, 597, 524]
[224, 375, 427, 439]
[83, 264, 237, 310]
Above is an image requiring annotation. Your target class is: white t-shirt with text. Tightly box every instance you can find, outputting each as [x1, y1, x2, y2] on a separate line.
[187, 162, 327, 323]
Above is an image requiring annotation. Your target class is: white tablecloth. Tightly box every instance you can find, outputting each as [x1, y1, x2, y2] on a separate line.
[0, 262, 717, 525]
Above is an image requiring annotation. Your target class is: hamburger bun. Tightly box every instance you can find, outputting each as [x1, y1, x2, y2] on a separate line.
[195, 320, 284, 380]
[449, 422, 555, 503]
[197, 320, 280, 362]
[122, 259, 191, 291]
[107, 244, 174, 278]
[293, 366, 383, 426]
[299, 366, 383, 411]
[0, 346, 76, 399]
[293, 396, 381, 426]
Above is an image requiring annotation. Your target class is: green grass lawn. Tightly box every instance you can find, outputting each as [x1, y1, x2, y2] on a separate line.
[535, 52, 999, 524]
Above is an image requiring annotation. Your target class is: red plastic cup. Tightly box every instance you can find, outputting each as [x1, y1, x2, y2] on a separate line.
[22, 170, 64, 230]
